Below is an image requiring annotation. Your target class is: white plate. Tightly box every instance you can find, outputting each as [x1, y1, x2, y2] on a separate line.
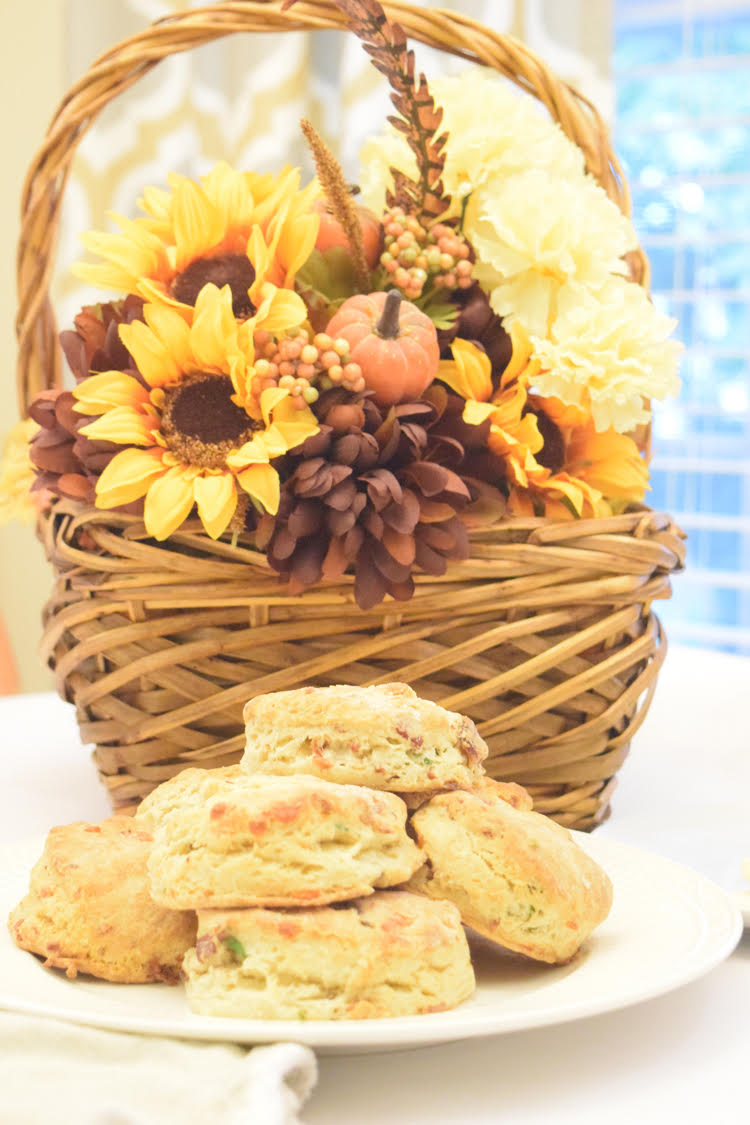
[0, 833, 741, 1053]
[734, 890, 750, 927]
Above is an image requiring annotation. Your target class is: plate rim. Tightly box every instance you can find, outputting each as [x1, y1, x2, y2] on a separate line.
[0, 831, 742, 1050]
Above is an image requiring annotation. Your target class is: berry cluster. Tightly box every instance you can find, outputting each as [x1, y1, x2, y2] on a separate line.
[380, 209, 474, 300]
[250, 330, 365, 411]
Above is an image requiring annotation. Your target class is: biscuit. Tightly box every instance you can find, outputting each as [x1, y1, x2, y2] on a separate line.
[241, 682, 487, 791]
[136, 767, 423, 909]
[396, 776, 533, 812]
[406, 789, 613, 963]
[7, 817, 196, 983]
[182, 891, 475, 1019]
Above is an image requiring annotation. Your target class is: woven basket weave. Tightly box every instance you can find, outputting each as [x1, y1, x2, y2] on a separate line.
[17, 1, 686, 828]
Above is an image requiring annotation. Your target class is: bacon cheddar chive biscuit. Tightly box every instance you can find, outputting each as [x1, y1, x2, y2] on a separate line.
[406, 789, 613, 964]
[7, 817, 196, 983]
[241, 682, 488, 791]
[395, 776, 533, 812]
[136, 766, 423, 909]
[182, 891, 475, 1019]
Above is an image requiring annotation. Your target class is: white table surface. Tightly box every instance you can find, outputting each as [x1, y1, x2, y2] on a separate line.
[1, 643, 748, 1125]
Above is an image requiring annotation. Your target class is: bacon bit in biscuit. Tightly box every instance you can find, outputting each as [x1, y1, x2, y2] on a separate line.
[195, 934, 218, 961]
[210, 802, 228, 819]
[278, 920, 302, 939]
[269, 802, 303, 824]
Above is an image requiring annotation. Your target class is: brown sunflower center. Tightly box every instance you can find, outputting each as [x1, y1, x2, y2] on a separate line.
[170, 253, 256, 318]
[524, 406, 566, 474]
[161, 374, 257, 470]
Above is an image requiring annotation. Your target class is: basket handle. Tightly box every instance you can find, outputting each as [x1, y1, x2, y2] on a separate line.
[15, 0, 646, 417]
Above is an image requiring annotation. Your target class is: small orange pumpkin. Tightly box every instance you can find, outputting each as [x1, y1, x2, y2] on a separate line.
[314, 202, 384, 270]
[326, 290, 440, 407]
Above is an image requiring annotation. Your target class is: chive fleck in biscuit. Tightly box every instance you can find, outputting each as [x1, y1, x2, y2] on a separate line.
[182, 891, 475, 1019]
[7, 817, 196, 983]
[136, 766, 423, 909]
[241, 682, 488, 791]
[406, 788, 613, 963]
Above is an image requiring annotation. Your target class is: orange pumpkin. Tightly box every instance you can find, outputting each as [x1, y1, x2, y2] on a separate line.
[314, 202, 384, 269]
[326, 290, 440, 407]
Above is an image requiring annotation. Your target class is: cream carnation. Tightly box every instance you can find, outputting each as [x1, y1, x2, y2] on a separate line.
[359, 68, 586, 212]
[529, 278, 683, 433]
[465, 170, 637, 336]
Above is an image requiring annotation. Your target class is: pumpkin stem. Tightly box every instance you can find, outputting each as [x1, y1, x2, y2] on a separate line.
[376, 290, 403, 339]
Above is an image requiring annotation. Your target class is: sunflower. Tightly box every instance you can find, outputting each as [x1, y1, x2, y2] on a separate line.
[73, 284, 318, 540]
[438, 338, 648, 518]
[438, 333, 544, 489]
[73, 162, 321, 322]
[0, 419, 40, 525]
[512, 394, 650, 518]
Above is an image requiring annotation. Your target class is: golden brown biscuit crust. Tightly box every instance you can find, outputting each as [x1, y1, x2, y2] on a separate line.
[407, 789, 612, 963]
[7, 817, 197, 983]
[183, 891, 476, 1019]
[138, 768, 424, 909]
[242, 682, 488, 791]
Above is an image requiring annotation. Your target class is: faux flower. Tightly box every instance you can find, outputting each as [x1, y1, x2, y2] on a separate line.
[439, 339, 647, 518]
[73, 284, 318, 540]
[529, 278, 683, 433]
[465, 170, 637, 336]
[438, 336, 544, 488]
[73, 162, 321, 321]
[266, 389, 473, 609]
[0, 420, 40, 525]
[359, 69, 585, 213]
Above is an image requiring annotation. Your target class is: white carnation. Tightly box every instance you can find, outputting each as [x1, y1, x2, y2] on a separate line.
[530, 278, 683, 433]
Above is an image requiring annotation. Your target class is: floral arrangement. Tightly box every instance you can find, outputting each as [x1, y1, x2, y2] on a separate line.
[8, 0, 682, 611]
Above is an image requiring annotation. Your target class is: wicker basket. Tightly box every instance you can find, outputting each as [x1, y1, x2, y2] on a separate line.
[17, 1, 686, 829]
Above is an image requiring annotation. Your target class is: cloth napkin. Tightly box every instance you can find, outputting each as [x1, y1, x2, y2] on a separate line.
[0, 1010, 317, 1125]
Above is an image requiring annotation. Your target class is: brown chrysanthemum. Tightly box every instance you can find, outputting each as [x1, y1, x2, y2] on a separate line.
[59, 295, 145, 383]
[266, 388, 474, 609]
[28, 298, 146, 504]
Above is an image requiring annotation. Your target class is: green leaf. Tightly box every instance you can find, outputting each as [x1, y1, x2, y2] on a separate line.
[415, 291, 460, 330]
[296, 247, 364, 305]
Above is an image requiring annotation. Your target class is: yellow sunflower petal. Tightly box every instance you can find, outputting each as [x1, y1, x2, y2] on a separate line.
[501, 324, 537, 389]
[189, 284, 241, 373]
[73, 371, 149, 415]
[79, 406, 156, 446]
[259, 386, 292, 428]
[439, 339, 493, 402]
[143, 466, 197, 539]
[237, 463, 281, 514]
[193, 472, 238, 539]
[268, 416, 320, 452]
[251, 284, 307, 335]
[463, 400, 496, 427]
[119, 306, 192, 388]
[171, 178, 225, 269]
[94, 448, 166, 508]
[73, 221, 168, 292]
[225, 437, 270, 469]
[247, 227, 273, 306]
[203, 163, 255, 229]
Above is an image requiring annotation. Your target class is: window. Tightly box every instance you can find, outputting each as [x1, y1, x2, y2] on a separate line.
[615, 0, 750, 654]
